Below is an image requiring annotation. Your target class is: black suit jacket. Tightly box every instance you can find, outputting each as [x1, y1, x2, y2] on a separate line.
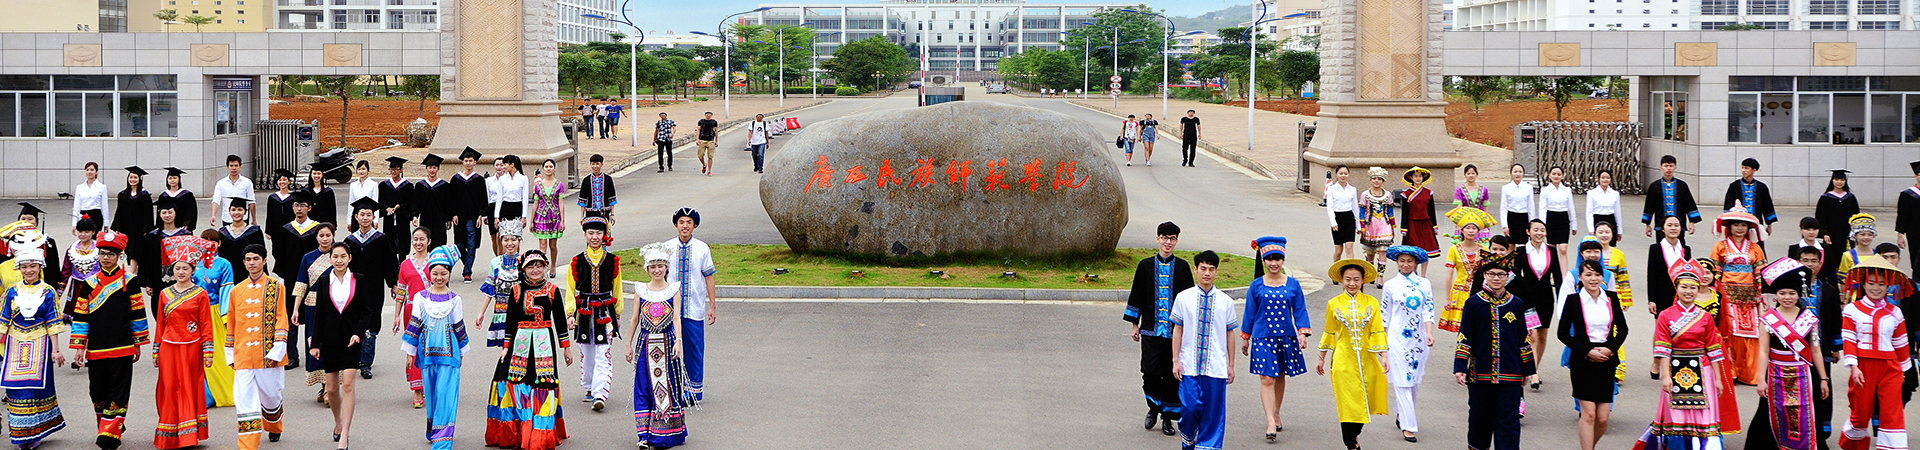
[1557, 290, 1628, 367]
[1645, 241, 1692, 312]
[307, 271, 382, 371]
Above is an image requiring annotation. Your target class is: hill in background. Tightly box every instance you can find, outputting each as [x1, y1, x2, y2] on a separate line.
[1170, 4, 1252, 33]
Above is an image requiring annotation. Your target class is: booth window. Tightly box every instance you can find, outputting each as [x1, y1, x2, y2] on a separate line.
[214, 90, 252, 136]
[1728, 76, 1920, 144]
[0, 75, 176, 138]
[1648, 77, 1688, 142]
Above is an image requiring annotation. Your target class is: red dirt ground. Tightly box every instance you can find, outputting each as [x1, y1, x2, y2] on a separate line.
[269, 98, 681, 150]
[1227, 98, 1631, 149]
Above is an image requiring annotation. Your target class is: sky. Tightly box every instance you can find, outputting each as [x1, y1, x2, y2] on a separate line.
[627, 0, 1232, 37]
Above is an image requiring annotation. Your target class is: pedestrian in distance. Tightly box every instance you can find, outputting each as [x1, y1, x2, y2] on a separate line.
[1139, 113, 1159, 166]
[654, 113, 677, 173]
[1120, 114, 1140, 167]
[1816, 170, 1860, 248]
[604, 101, 621, 140]
[1179, 110, 1200, 167]
[578, 154, 617, 223]
[1327, 165, 1358, 262]
[696, 112, 720, 176]
[746, 115, 771, 174]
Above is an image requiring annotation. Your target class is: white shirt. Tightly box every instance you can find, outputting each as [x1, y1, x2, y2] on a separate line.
[1526, 242, 1552, 274]
[1578, 288, 1612, 342]
[1325, 182, 1358, 226]
[492, 172, 528, 217]
[211, 175, 255, 224]
[1540, 183, 1574, 213]
[1661, 239, 1686, 267]
[1171, 286, 1237, 379]
[746, 121, 770, 146]
[347, 177, 379, 206]
[72, 179, 109, 226]
[485, 174, 502, 205]
[329, 271, 354, 312]
[1584, 186, 1620, 232]
[665, 237, 717, 320]
[1500, 181, 1537, 230]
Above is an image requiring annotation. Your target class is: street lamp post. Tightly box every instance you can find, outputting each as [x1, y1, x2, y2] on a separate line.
[693, 7, 770, 120]
[1119, 8, 1200, 120]
[764, 23, 813, 109]
[808, 31, 841, 100]
[580, 7, 643, 147]
[1245, 8, 1310, 153]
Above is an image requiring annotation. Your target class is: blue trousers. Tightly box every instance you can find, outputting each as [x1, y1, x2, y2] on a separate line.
[682, 318, 705, 402]
[456, 219, 480, 277]
[1177, 376, 1225, 450]
[360, 333, 378, 370]
[749, 144, 767, 172]
[422, 364, 460, 450]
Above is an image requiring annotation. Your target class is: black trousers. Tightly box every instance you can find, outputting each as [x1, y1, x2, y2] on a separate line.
[1139, 335, 1181, 420]
[1180, 135, 1197, 165]
[1341, 422, 1365, 449]
[656, 140, 674, 170]
[1467, 383, 1522, 450]
[88, 355, 133, 448]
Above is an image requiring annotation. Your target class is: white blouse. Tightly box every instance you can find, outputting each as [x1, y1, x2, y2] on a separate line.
[72, 179, 109, 226]
[1500, 181, 1538, 230]
[1579, 288, 1612, 343]
[1540, 183, 1574, 213]
[347, 177, 379, 205]
[492, 172, 528, 217]
[329, 272, 354, 312]
[1325, 182, 1358, 227]
[1584, 186, 1621, 232]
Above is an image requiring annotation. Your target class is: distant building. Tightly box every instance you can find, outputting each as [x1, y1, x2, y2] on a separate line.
[640, 31, 723, 50]
[127, 0, 270, 32]
[270, 0, 617, 43]
[1453, 0, 1912, 30]
[0, 2, 108, 32]
[745, 0, 1136, 81]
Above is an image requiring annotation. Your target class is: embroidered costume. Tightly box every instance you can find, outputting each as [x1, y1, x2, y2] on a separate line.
[1321, 260, 1390, 429]
[67, 231, 149, 449]
[1837, 258, 1911, 450]
[1124, 235, 1195, 425]
[483, 274, 571, 450]
[1241, 238, 1309, 378]
[568, 236, 623, 403]
[1744, 258, 1822, 450]
[223, 271, 289, 450]
[1634, 260, 1742, 450]
[663, 209, 717, 403]
[1399, 168, 1440, 258]
[1380, 247, 1435, 435]
[2, 233, 68, 448]
[1454, 252, 1534, 450]
[1712, 207, 1769, 386]
[1172, 284, 1236, 450]
[402, 245, 472, 450]
[1440, 207, 1496, 332]
[631, 243, 689, 448]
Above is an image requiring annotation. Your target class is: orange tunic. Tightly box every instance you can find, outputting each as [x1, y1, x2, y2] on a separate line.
[223, 275, 289, 370]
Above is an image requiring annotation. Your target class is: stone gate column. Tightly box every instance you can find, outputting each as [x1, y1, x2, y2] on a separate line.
[429, 0, 571, 158]
[1303, 0, 1463, 194]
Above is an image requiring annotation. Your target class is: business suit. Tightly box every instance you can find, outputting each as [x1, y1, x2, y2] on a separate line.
[1556, 289, 1628, 403]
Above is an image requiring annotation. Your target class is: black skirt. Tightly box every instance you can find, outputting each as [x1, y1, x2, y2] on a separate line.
[1506, 211, 1530, 242]
[1332, 210, 1357, 244]
[1546, 211, 1572, 245]
[1568, 351, 1618, 403]
[498, 201, 525, 220]
[1591, 214, 1618, 232]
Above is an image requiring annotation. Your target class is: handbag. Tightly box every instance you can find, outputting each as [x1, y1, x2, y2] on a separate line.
[1115, 136, 1125, 149]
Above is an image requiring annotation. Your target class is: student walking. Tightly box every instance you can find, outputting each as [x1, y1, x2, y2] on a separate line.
[696, 112, 719, 176]
[568, 217, 622, 411]
[1454, 252, 1532, 450]
[1318, 258, 1389, 450]
[303, 242, 383, 450]
[1380, 246, 1435, 443]
[2, 229, 70, 450]
[665, 208, 718, 404]
[1239, 236, 1307, 442]
[627, 243, 691, 448]
[1120, 115, 1141, 166]
[654, 113, 677, 173]
[223, 244, 289, 450]
[1178, 110, 1200, 167]
[578, 154, 617, 222]
[1172, 251, 1235, 450]
[152, 237, 215, 450]
[1124, 222, 1193, 436]
[68, 230, 148, 449]
[1723, 158, 1779, 240]
[401, 245, 472, 450]
[1139, 114, 1159, 166]
[746, 115, 770, 174]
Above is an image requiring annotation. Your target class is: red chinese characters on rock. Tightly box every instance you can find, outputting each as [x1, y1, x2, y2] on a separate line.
[801, 156, 1093, 193]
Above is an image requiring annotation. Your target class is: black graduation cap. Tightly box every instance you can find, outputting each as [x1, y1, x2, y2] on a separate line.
[272, 168, 296, 181]
[349, 197, 382, 213]
[459, 147, 483, 161]
[386, 156, 408, 169]
[153, 194, 179, 210]
[1830, 169, 1851, 179]
[288, 190, 314, 206]
[420, 154, 445, 167]
[226, 196, 252, 209]
[1910, 160, 1920, 174]
[163, 166, 186, 177]
[16, 202, 44, 218]
[125, 166, 148, 176]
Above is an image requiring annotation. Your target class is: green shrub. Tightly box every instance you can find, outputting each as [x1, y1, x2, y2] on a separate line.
[835, 87, 862, 96]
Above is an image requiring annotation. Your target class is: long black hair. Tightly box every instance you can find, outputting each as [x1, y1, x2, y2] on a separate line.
[1826, 171, 1850, 193]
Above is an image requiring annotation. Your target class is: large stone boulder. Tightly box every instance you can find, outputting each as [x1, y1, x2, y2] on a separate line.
[759, 102, 1127, 258]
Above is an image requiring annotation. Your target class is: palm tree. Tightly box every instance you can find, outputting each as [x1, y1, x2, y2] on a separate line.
[153, 9, 179, 32]
[182, 15, 213, 32]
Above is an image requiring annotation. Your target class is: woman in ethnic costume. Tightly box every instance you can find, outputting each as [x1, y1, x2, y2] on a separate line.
[291, 223, 337, 401]
[528, 160, 567, 260]
[1317, 258, 1389, 450]
[1455, 164, 1489, 210]
[403, 245, 470, 450]
[151, 236, 213, 449]
[1440, 206, 1494, 333]
[392, 227, 432, 408]
[1239, 236, 1309, 442]
[305, 241, 383, 449]
[1713, 205, 1770, 387]
[1836, 256, 1911, 450]
[61, 220, 103, 326]
[1743, 258, 1826, 450]
[1634, 259, 1742, 450]
[192, 229, 235, 408]
[2, 229, 67, 450]
[484, 249, 572, 450]
[1359, 168, 1399, 281]
[626, 243, 690, 448]
[475, 220, 524, 352]
[1400, 168, 1440, 276]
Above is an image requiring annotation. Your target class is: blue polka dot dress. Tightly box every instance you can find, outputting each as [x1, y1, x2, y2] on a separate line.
[1243, 275, 1310, 377]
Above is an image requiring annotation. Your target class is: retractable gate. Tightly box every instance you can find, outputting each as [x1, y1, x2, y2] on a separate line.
[253, 120, 316, 189]
[1512, 121, 1646, 195]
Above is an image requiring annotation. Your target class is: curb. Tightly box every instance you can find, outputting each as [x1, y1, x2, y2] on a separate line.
[1065, 100, 1282, 181]
[711, 285, 1253, 302]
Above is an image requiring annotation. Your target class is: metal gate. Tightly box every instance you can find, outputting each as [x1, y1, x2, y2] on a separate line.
[253, 120, 315, 189]
[1512, 121, 1646, 195]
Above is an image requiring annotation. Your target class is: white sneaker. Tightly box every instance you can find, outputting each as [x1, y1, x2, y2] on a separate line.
[1145, 161, 1152, 166]
[1126, 162, 1132, 166]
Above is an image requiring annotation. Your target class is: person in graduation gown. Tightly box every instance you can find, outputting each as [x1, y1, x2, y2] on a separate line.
[1815, 170, 1860, 248]
[138, 196, 195, 295]
[263, 169, 296, 243]
[112, 166, 154, 240]
[151, 236, 213, 450]
[1642, 155, 1703, 241]
[378, 157, 414, 261]
[1556, 259, 1628, 450]
[66, 230, 151, 449]
[193, 229, 236, 408]
[2, 230, 70, 449]
[402, 245, 471, 450]
[1633, 259, 1742, 450]
[302, 242, 383, 450]
[215, 198, 266, 284]
[270, 191, 321, 369]
[450, 147, 488, 283]
[1897, 160, 1920, 277]
[305, 166, 337, 226]
[482, 249, 572, 450]
[1789, 216, 1845, 286]
[341, 198, 396, 377]
[1743, 258, 1828, 450]
[1318, 258, 1390, 450]
[412, 154, 455, 247]
[1723, 158, 1779, 240]
[157, 167, 197, 232]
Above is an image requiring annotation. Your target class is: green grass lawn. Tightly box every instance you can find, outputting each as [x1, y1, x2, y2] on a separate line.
[613, 245, 1256, 290]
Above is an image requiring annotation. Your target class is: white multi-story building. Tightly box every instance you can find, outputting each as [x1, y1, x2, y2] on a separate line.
[1455, 0, 1912, 30]
[744, 0, 1134, 79]
[640, 31, 724, 50]
[272, 0, 618, 43]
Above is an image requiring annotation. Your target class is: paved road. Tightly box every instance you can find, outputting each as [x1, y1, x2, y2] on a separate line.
[10, 89, 1919, 449]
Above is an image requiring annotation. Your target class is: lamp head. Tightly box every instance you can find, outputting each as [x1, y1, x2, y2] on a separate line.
[1282, 12, 1309, 18]
[581, 13, 608, 19]
[750, 7, 771, 12]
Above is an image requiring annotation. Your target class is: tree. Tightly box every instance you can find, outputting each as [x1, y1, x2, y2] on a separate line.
[274, 75, 306, 97]
[309, 76, 361, 149]
[558, 51, 607, 100]
[1059, 7, 1170, 92]
[653, 47, 697, 60]
[607, 32, 626, 43]
[1190, 54, 1247, 99]
[1513, 76, 1603, 120]
[1275, 50, 1319, 110]
[1450, 76, 1509, 113]
[182, 15, 213, 32]
[399, 75, 440, 118]
[822, 37, 915, 92]
[153, 9, 178, 32]
[663, 56, 706, 98]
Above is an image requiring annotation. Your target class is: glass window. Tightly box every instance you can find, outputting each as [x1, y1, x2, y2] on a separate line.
[0, 94, 14, 137]
[53, 93, 83, 137]
[1857, 0, 1897, 13]
[0, 76, 49, 90]
[1700, 0, 1737, 14]
[1797, 93, 1831, 143]
[1870, 94, 1901, 142]
[1731, 76, 1793, 91]
[53, 75, 115, 91]
[1753, 21, 1789, 29]
[1800, 76, 1864, 91]
[20, 94, 46, 137]
[1857, 21, 1899, 29]
[150, 93, 177, 138]
[1748, 0, 1790, 14]
[117, 75, 176, 91]
[1729, 94, 1759, 142]
[1807, 21, 1848, 29]
[1907, 94, 1920, 143]
[214, 91, 251, 136]
[118, 93, 147, 137]
[84, 93, 113, 137]
[1833, 93, 1865, 144]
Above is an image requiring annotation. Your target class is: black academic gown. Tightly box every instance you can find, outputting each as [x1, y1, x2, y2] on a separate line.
[134, 227, 193, 292]
[216, 224, 265, 278]
[270, 220, 320, 284]
[307, 186, 337, 226]
[264, 192, 294, 238]
[307, 271, 382, 373]
[411, 179, 455, 247]
[1898, 186, 1920, 276]
[156, 190, 197, 231]
[1815, 191, 1860, 246]
[378, 179, 413, 253]
[112, 189, 154, 238]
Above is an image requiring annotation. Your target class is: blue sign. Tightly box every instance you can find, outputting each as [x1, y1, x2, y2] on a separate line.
[212, 78, 253, 91]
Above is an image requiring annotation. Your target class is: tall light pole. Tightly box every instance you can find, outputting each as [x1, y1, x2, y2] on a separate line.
[764, 23, 813, 109]
[808, 31, 840, 99]
[1119, 8, 1197, 120]
[1082, 22, 1117, 103]
[1246, 7, 1309, 152]
[581, 7, 643, 147]
[694, 7, 770, 119]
